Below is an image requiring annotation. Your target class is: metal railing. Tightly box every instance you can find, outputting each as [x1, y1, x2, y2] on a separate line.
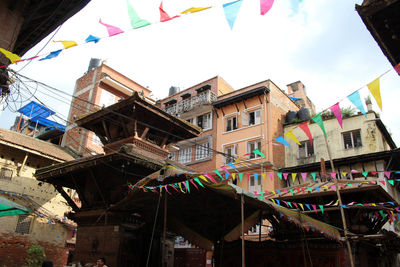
[164, 90, 217, 116]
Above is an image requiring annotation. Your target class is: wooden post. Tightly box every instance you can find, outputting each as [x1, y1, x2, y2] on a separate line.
[323, 134, 355, 267]
[162, 193, 168, 267]
[241, 193, 245, 267]
[18, 153, 29, 176]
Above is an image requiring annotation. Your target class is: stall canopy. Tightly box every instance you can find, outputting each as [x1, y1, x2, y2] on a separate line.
[112, 164, 341, 250]
[17, 101, 55, 119]
[0, 196, 30, 217]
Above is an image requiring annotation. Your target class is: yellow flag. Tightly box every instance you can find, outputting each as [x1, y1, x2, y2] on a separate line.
[261, 173, 266, 180]
[342, 172, 347, 178]
[181, 7, 211, 14]
[232, 173, 236, 181]
[291, 173, 297, 183]
[367, 78, 382, 111]
[285, 129, 301, 145]
[299, 203, 304, 211]
[54, 40, 78, 49]
[0, 48, 21, 63]
[198, 175, 208, 182]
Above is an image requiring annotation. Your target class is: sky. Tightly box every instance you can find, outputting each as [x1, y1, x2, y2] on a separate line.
[1, 0, 400, 145]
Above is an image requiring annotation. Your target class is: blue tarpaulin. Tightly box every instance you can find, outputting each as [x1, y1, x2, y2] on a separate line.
[289, 96, 302, 101]
[17, 101, 55, 119]
[30, 117, 66, 131]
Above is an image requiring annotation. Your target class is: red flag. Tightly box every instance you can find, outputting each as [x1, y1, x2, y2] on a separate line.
[394, 63, 400, 76]
[299, 121, 313, 146]
[160, 2, 179, 22]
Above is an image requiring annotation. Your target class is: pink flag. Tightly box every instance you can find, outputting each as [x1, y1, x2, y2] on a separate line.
[160, 1, 179, 22]
[283, 173, 289, 180]
[330, 172, 337, 179]
[269, 172, 274, 181]
[301, 173, 307, 182]
[384, 171, 391, 179]
[312, 204, 317, 213]
[99, 19, 124, 36]
[299, 121, 313, 146]
[260, 0, 274, 15]
[329, 102, 343, 128]
[330, 185, 337, 191]
[221, 166, 230, 174]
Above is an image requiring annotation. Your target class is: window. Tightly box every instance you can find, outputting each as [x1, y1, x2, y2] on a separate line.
[178, 147, 192, 164]
[195, 142, 211, 160]
[186, 118, 194, 124]
[248, 175, 262, 191]
[243, 109, 261, 126]
[15, 215, 32, 235]
[0, 168, 13, 180]
[247, 140, 262, 159]
[99, 89, 116, 107]
[298, 141, 314, 158]
[197, 113, 212, 130]
[343, 130, 362, 149]
[168, 152, 175, 161]
[224, 145, 237, 163]
[225, 116, 237, 132]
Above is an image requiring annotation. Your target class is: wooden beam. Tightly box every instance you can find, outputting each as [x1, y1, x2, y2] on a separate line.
[70, 174, 88, 207]
[54, 185, 79, 211]
[242, 100, 247, 109]
[118, 117, 129, 137]
[102, 120, 111, 141]
[88, 169, 107, 207]
[141, 127, 149, 139]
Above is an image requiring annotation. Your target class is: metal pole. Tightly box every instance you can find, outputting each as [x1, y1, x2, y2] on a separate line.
[162, 193, 168, 267]
[241, 193, 245, 267]
[323, 135, 355, 267]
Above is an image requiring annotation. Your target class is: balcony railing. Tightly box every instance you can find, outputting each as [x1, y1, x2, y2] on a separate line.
[164, 90, 217, 116]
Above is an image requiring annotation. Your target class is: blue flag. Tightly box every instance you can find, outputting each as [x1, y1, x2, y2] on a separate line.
[348, 91, 367, 117]
[85, 35, 100, 43]
[39, 50, 62, 61]
[223, 0, 243, 29]
[274, 136, 290, 147]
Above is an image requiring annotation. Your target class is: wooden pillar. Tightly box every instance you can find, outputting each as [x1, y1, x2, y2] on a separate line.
[241, 193, 245, 267]
[323, 134, 355, 267]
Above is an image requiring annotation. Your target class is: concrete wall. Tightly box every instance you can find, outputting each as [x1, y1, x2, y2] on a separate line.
[284, 112, 391, 167]
[0, 144, 74, 266]
[214, 80, 299, 192]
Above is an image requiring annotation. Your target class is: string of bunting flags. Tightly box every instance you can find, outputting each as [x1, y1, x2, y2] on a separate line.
[0, 0, 276, 69]
[0, 188, 76, 232]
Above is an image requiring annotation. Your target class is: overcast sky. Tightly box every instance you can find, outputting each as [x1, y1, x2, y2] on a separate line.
[1, 0, 399, 145]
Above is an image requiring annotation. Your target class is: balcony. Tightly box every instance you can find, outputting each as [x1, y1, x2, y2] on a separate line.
[164, 90, 217, 116]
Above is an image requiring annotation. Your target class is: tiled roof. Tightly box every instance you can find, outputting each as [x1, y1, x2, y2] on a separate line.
[0, 128, 74, 162]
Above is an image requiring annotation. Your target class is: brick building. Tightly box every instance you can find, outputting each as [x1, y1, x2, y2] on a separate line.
[62, 59, 151, 155]
[0, 128, 77, 266]
[157, 76, 234, 171]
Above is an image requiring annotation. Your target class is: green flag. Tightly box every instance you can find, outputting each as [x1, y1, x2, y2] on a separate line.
[127, 0, 151, 29]
[312, 113, 327, 137]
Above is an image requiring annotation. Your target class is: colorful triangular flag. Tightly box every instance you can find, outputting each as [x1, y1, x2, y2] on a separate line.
[367, 78, 382, 111]
[181, 7, 211, 14]
[53, 40, 77, 49]
[285, 129, 301, 145]
[223, 0, 243, 29]
[99, 19, 124, 37]
[85, 35, 100, 43]
[329, 102, 343, 128]
[348, 91, 366, 117]
[260, 0, 274, 15]
[39, 50, 62, 61]
[159, 1, 179, 22]
[0, 48, 21, 63]
[299, 121, 313, 146]
[127, 0, 151, 29]
[274, 136, 290, 147]
[312, 113, 327, 137]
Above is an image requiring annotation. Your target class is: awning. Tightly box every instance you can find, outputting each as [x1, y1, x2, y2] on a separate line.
[0, 196, 30, 217]
[113, 164, 340, 250]
[30, 117, 66, 131]
[17, 101, 55, 119]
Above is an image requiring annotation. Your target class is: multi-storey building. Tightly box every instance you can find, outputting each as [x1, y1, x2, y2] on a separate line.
[213, 80, 300, 194]
[286, 81, 315, 113]
[158, 76, 234, 171]
[62, 59, 152, 155]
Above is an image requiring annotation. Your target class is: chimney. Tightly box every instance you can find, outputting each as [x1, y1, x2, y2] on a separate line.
[169, 86, 180, 96]
[365, 97, 373, 112]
